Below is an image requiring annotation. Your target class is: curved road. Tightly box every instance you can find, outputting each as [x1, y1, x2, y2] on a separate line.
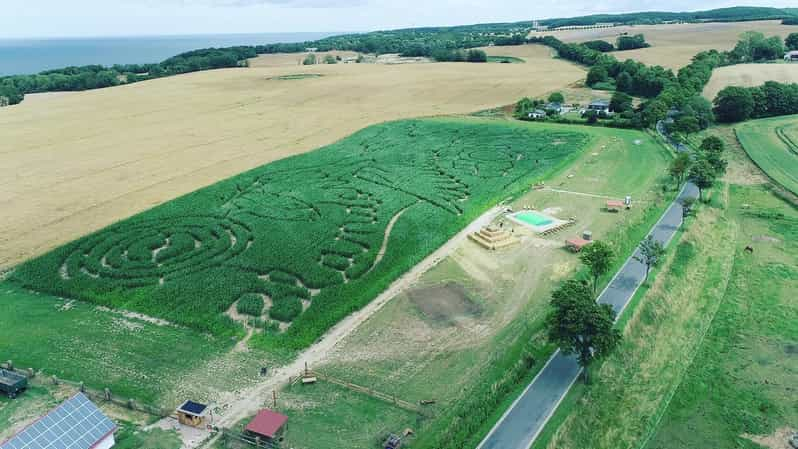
[477, 180, 698, 449]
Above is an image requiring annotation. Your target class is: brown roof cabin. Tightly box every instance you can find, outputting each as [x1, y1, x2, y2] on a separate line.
[606, 200, 625, 212]
[177, 400, 208, 428]
[245, 409, 289, 444]
[565, 237, 591, 253]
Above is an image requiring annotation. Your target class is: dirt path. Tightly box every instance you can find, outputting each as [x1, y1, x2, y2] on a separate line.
[167, 206, 504, 448]
[365, 205, 412, 276]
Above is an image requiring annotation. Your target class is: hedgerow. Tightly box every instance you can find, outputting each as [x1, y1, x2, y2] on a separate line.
[11, 119, 591, 347]
[236, 293, 264, 316]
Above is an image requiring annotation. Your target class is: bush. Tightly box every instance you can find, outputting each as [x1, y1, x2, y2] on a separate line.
[270, 297, 303, 322]
[582, 40, 614, 52]
[237, 293, 264, 316]
[303, 54, 317, 65]
[466, 49, 488, 63]
[616, 34, 650, 51]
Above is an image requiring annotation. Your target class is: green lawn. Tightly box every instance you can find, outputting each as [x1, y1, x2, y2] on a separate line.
[646, 185, 798, 449]
[736, 115, 798, 195]
[0, 284, 231, 403]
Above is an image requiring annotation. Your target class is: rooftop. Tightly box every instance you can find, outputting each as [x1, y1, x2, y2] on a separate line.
[177, 400, 208, 417]
[245, 409, 289, 438]
[0, 393, 116, 449]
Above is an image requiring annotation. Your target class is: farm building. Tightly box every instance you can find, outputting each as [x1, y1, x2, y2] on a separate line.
[528, 109, 547, 119]
[606, 200, 626, 212]
[545, 102, 563, 114]
[785, 51, 798, 62]
[0, 393, 116, 449]
[245, 409, 288, 443]
[177, 400, 209, 428]
[0, 368, 27, 398]
[587, 100, 611, 114]
[565, 237, 592, 253]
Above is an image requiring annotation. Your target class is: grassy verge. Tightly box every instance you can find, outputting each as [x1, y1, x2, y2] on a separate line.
[535, 186, 737, 449]
[736, 115, 798, 196]
[645, 184, 798, 448]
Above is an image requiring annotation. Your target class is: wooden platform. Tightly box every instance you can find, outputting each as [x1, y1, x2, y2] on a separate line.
[469, 225, 518, 250]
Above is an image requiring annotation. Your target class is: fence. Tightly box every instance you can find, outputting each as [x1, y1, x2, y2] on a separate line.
[0, 361, 170, 418]
[220, 429, 282, 449]
[291, 369, 433, 417]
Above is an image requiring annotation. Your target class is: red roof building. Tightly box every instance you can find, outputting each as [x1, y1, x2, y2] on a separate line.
[565, 237, 591, 252]
[245, 409, 289, 440]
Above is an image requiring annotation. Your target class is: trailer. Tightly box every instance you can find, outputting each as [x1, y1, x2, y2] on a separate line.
[0, 368, 28, 398]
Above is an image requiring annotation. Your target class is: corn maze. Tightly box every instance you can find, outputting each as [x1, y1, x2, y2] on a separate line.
[12, 119, 590, 348]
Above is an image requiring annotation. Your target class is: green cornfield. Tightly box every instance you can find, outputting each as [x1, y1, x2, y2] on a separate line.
[11, 118, 591, 351]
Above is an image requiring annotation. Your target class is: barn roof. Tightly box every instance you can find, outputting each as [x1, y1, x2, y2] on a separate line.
[245, 409, 288, 438]
[0, 393, 116, 449]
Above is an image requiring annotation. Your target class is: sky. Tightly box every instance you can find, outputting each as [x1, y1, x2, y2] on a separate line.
[4, 0, 797, 39]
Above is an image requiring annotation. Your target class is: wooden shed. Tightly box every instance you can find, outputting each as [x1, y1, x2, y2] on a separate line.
[245, 409, 288, 443]
[176, 400, 208, 428]
[0, 368, 27, 398]
[565, 237, 592, 253]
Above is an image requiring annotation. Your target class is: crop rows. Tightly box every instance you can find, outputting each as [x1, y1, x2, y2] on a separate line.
[12, 119, 590, 344]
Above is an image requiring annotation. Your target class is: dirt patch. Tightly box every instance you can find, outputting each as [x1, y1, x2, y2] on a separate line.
[753, 235, 781, 243]
[742, 427, 796, 449]
[407, 282, 482, 325]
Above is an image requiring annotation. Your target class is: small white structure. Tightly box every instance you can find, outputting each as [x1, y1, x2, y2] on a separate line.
[528, 109, 547, 119]
[0, 393, 116, 449]
[785, 51, 798, 62]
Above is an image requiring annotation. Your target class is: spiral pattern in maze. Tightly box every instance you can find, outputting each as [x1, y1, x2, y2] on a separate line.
[62, 216, 252, 285]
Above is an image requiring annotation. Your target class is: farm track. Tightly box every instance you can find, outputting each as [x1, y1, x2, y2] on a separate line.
[190, 205, 504, 448]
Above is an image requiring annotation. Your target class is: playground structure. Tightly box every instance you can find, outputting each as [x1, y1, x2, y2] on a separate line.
[469, 225, 519, 250]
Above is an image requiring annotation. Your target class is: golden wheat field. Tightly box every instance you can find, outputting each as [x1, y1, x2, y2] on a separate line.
[538, 20, 795, 69]
[0, 45, 584, 269]
[702, 63, 798, 99]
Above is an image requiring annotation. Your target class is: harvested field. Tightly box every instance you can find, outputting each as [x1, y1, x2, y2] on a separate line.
[702, 63, 798, 99]
[0, 45, 583, 270]
[537, 20, 795, 69]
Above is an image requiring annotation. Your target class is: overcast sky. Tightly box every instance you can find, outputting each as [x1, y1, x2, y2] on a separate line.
[4, 0, 797, 39]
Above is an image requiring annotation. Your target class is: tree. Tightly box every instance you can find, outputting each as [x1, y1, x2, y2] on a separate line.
[616, 34, 650, 51]
[579, 241, 614, 295]
[672, 115, 701, 134]
[323, 54, 337, 64]
[713, 86, 754, 123]
[610, 91, 633, 113]
[641, 99, 668, 127]
[699, 135, 724, 154]
[586, 65, 609, 86]
[548, 92, 565, 104]
[689, 158, 717, 201]
[582, 40, 614, 52]
[303, 53, 317, 65]
[515, 97, 534, 117]
[787, 33, 798, 51]
[681, 197, 696, 218]
[615, 71, 633, 92]
[466, 49, 487, 63]
[634, 235, 666, 281]
[698, 136, 727, 175]
[668, 152, 692, 187]
[547, 280, 621, 384]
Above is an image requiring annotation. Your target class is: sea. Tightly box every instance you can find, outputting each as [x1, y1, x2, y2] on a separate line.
[0, 32, 340, 76]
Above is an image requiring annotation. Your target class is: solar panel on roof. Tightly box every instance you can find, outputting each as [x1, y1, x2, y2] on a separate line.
[178, 400, 207, 416]
[0, 393, 116, 449]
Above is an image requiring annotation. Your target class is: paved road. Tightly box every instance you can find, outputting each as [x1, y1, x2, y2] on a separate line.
[478, 182, 699, 449]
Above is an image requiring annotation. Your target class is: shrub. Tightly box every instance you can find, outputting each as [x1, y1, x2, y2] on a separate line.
[270, 297, 303, 322]
[237, 293, 264, 316]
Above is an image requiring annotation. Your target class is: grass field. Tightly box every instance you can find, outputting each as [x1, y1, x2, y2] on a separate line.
[538, 20, 795, 69]
[263, 123, 675, 449]
[703, 63, 798, 100]
[0, 284, 235, 403]
[0, 45, 583, 271]
[736, 115, 798, 196]
[647, 185, 798, 449]
[8, 118, 591, 351]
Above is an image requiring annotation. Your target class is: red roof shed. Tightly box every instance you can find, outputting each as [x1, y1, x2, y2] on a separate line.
[245, 409, 288, 439]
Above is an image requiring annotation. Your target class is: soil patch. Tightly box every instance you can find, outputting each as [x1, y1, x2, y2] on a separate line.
[742, 427, 796, 449]
[407, 282, 482, 325]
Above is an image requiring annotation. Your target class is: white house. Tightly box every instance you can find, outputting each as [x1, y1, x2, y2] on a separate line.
[0, 393, 116, 449]
[785, 51, 798, 62]
[528, 109, 547, 119]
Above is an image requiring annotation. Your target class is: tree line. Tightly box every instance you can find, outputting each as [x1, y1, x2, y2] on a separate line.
[0, 47, 255, 106]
